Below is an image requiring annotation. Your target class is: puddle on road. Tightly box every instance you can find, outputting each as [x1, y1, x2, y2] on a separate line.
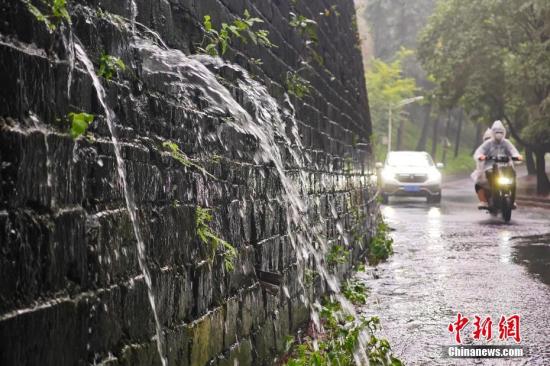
[512, 233, 550, 286]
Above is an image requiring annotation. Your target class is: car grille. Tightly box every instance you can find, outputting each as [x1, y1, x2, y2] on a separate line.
[395, 173, 428, 183]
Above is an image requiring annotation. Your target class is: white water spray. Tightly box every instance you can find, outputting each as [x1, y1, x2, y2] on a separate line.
[74, 42, 167, 366]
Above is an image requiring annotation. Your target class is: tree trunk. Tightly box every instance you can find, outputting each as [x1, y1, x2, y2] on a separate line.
[471, 124, 482, 155]
[416, 104, 432, 151]
[525, 148, 536, 175]
[454, 109, 464, 158]
[535, 150, 550, 195]
[442, 109, 452, 163]
[431, 115, 440, 157]
[396, 118, 404, 150]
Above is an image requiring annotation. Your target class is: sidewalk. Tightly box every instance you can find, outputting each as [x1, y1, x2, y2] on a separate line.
[516, 171, 550, 209]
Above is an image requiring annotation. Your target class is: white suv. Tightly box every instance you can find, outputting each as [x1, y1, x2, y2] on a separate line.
[377, 151, 443, 204]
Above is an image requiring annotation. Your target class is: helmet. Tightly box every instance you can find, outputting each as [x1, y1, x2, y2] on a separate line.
[491, 120, 506, 142]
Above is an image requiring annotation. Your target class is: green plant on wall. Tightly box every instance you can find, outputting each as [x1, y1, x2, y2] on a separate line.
[162, 141, 216, 180]
[368, 218, 394, 265]
[285, 71, 311, 99]
[68, 112, 94, 139]
[98, 54, 126, 80]
[326, 244, 349, 266]
[199, 10, 276, 57]
[289, 12, 318, 43]
[195, 207, 237, 271]
[342, 279, 368, 305]
[24, 0, 70, 32]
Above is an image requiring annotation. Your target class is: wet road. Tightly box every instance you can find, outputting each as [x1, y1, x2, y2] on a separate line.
[358, 178, 550, 365]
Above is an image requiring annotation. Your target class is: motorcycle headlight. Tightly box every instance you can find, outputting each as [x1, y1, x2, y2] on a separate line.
[497, 176, 513, 185]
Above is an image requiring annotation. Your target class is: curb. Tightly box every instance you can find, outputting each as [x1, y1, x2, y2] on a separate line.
[516, 195, 550, 209]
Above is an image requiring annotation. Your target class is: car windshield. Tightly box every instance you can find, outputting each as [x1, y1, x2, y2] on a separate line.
[386, 152, 434, 167]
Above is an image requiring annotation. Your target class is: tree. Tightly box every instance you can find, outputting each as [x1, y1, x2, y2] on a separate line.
[366, 49, 418, 159]
[418, 0, 550, 193]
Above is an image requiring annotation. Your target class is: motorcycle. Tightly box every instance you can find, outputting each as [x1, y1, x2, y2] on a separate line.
[479, 155, 520, 222]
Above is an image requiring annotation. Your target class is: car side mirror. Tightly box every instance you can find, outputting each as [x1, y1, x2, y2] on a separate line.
[375, 162, 383, 169]
[436, 163, 444, 169]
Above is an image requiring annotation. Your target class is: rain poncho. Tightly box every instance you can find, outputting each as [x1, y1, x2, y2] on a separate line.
[472, 121, 520, 183]
[470, 128, 493, 182]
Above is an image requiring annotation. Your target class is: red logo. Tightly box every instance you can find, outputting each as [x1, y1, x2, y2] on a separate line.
[498, 314, 521, 343]
[448, 314, 521, 344]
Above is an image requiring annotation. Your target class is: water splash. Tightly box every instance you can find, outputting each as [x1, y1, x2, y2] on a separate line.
[130, 0, 138, 36]
[74, 42, 168, 366]
[133, 39, 371, 358]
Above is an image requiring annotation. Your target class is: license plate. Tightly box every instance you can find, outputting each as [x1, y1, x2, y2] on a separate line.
[403, 185, 420, 192]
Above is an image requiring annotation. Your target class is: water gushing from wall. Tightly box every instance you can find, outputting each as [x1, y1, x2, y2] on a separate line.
[74, 42, 168, 366]
[134, 39, 370, 360]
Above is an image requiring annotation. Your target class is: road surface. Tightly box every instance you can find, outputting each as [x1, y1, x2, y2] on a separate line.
[358, 178, 550, 365]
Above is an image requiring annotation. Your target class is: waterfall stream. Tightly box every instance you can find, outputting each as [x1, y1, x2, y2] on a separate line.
[74, 42, 168, 366]
[69, 10, 371, 363]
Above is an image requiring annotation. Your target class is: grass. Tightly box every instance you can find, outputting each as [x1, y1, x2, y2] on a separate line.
[442, 151, 475, 176]
[368, 219, 394, 265]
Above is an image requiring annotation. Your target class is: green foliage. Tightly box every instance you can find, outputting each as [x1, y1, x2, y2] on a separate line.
[68, 112, 94, 139]
[98, 54, 125, 80]
[418, 0, 550, 151]
[195, 207, 237, 271]
[368, 219, 393, 265]
[342, 279, 368, 305]
[24, 0, 70, 32]
[304, 268, 318, 286]
[162, 141, 216, 180]
[289, 12, 318, 43]
[198, 10, 275, 57]
[285, 71, 311, 99]
[442, 151, 475, 175]
[366, 50, 418, 158]
[326, 244, 350, 266]
[285, 299, 403, 366]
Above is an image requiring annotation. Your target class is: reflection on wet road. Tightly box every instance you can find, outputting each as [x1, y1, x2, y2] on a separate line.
[358, 178, 550, 365]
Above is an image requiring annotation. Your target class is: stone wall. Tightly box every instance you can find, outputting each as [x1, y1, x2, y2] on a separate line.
[0, 0, 375, 365]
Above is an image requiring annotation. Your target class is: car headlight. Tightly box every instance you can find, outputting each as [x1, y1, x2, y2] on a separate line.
[497, 176, 513, 185]
[428, 170, 442, 182]
[381, 169, 395, 181]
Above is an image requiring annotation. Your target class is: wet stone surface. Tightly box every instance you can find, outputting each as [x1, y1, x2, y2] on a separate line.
[358, 178, 550, 365]
[0, 0, 374, 364]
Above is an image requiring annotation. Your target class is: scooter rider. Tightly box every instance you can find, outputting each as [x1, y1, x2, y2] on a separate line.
[473, 120, 522, 209]
[471, 128, 493, 189]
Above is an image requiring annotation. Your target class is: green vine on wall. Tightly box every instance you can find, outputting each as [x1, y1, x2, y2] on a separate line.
[68, 112, 94, 139]
[23, 0, 70, 32]
[195, 207, 237, 271]
[162, 141, 216, 180]
[289, 12, 318, 44]
[285, 71, 311, 99]
[198, 10, 276, 57]
[98, 54, 126, 80]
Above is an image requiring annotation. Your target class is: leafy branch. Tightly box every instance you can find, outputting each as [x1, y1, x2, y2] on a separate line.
[24, 0, 70, 32]
[289, 12, 318, 43]
[98, 54, 126, 80]
[198, 10, 276, 57]
[326, 244, 350, 266]
[285, 71, 311, 99]
[285, 298, 403, 365]
[195, 207, 237, 271]
[368, 218, 394, 265]
[68, 112, 94, 139]
[162, 141, 216, 180]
